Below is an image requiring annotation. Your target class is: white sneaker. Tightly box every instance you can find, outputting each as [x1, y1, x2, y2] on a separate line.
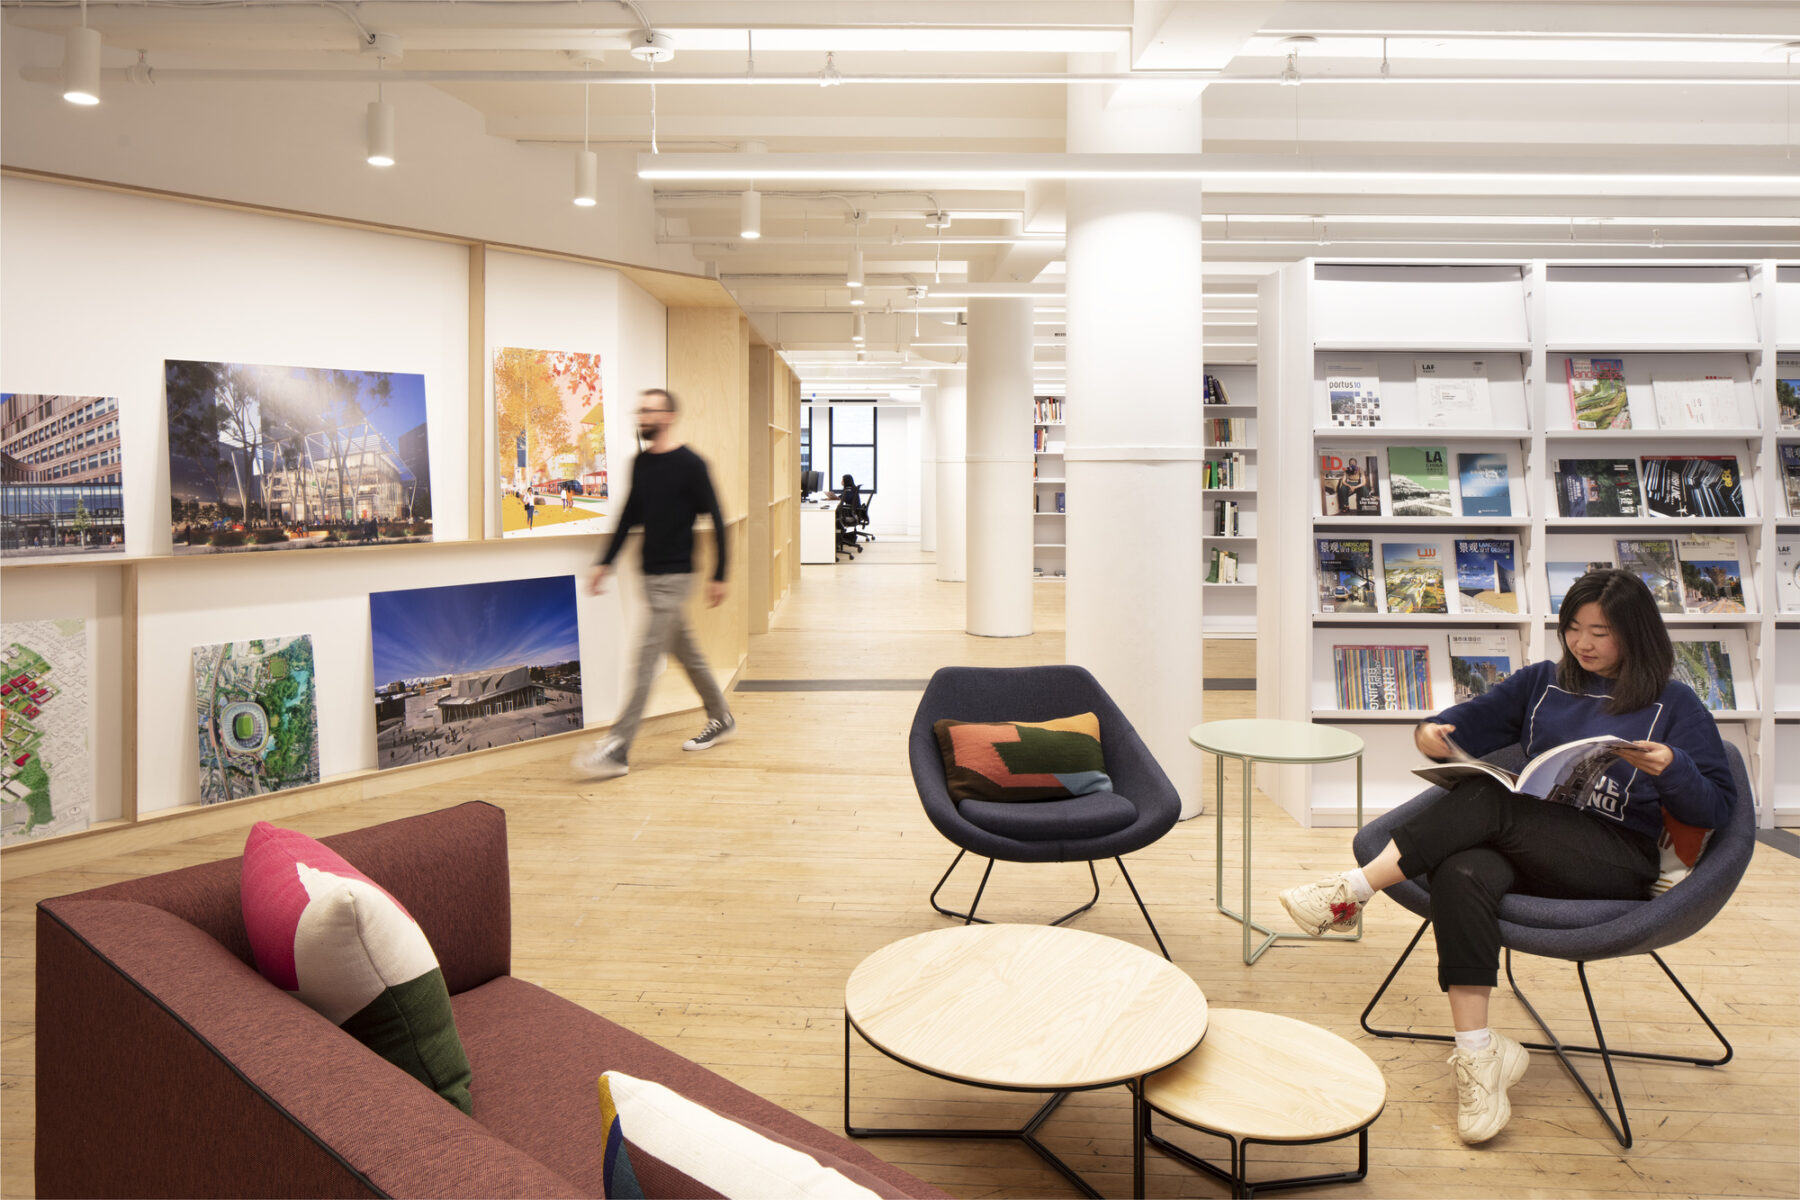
[1278, 875, 1362, 936]
[1449, 1032, 1530, 1145]
[682, 714, 737, 751]
[571, 740, 628, 780]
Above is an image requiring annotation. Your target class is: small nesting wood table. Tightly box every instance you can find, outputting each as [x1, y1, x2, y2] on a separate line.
[1142, 1009, 1387, 1199]
[845, 923, 1208, 1199]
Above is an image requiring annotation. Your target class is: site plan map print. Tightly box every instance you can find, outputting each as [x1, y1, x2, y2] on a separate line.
[192, 634, 321, 804]
[0, 618, 93, 845]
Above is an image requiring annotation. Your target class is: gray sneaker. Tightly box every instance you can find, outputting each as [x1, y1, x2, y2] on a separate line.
[571, 739, 628, 780]
[682, 714, 737, 751]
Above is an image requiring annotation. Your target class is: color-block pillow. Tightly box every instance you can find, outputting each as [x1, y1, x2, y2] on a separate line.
[1651, 809, 1716, 895]
[597, 1072, 882, 1200]
[933, 712, 1111, 802]
[240, 821, 474, 1113]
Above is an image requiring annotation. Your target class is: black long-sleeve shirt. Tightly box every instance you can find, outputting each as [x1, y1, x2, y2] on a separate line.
[598, 445, 727, 581]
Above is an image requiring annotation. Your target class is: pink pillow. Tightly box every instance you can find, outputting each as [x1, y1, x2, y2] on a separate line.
[240, 821, 473, 1112]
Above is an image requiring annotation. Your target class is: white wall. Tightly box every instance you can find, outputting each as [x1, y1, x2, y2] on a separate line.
[874, 406, 922, 538]
[0, 25, 698, 277]
[0, 176, 645, 813]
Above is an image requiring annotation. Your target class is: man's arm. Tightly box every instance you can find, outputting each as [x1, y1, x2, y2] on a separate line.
[596, 459, 643, 567]
[693, 455, 727, 583]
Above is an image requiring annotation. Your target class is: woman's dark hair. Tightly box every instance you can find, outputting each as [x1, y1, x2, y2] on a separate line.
[841, 474, 855, 488]
[1556, 568, 1674, 713]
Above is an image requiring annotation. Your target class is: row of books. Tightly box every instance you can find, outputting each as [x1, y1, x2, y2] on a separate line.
[1328, 356, 1800, 432]
[1552, 456, 1746, 519]
[1214, 499, 1243, 537]
[1204, 417, 1252, 446]
[1318, 537, 1521, 616]
[1327, 632, 1745, 714]
[1203, 374, 1234, 405]
[1203, 453, 1249, 490]
[1032, 428, 1059, 452]
[1034, 491, 1066, 514]
[1206, 548, 1241, 584]
[1033, 395, 1065, 424]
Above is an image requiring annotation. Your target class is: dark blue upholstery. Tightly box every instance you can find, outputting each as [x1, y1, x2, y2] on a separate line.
[909, 665, 1182, 864]
[1352, 742, 1757, 962]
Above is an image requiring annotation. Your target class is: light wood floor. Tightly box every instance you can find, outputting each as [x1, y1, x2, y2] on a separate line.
[4, 542, 1796, 1199]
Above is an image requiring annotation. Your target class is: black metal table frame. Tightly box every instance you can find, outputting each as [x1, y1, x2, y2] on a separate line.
[844, 1012, 1150, 1199]
[1143, 1101, 1376, 1200]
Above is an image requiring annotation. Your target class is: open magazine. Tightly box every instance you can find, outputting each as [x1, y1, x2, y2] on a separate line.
[1413, 733, 1639, 804]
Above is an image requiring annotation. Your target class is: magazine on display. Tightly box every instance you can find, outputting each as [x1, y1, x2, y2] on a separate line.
[1448, 631, 1515, 705]
[1777, 541, 1800, 613]
[1781, 444, 1800, 518]
[1457, 452, 1512, 517]
[1316, 538, 1377, 613]
[1567, 357, 1631, 430]
[1453, 538, 1519, 614]
[1640, 455, 1745, 520]
[1382, 542, 1449, 614]
[1675, 533, 1749, 615]
[1614, 538, 1684, 614]
[1388, 446, 1453, 518]
[1325, 360, 1382, 427]
[1553, 459, 1642, 518]
[1547, 559, 1615, 615]
[1414, 732, 1637, 803]
[1333, 644, 1432, 711]
[1777, 358, 1799, 429]
[1671, 638, 1739, 712]
[1415, 359, 1493, 429]
[1318, 448, 1383, 516]
[1650, 374, 1741, 430]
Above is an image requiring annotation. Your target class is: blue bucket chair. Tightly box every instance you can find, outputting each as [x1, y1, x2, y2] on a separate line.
[908, 665, 1182, 958]
[1352, 741, 1757, 1148]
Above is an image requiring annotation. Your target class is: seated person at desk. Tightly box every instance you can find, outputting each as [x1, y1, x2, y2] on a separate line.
[825, 473, 861, 507]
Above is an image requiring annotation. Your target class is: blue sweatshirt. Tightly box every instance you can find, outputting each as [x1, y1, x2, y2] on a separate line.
[1432, 660, 1734, 843]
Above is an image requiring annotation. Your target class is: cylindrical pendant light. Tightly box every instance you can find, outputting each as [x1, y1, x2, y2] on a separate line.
[574, 150, 599, 206]
[846, 246, 865, 289]
[62, 25, 101, 106]
[852, 312, 866, 343]
[366, 99, 396, 166]
[739, 187, 761, 238]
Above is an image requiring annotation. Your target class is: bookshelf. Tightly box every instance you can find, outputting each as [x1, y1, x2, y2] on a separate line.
[1261, 259, 1796, 829]
[1203, 364, 1259, 634]
[1033, 394, 1067, 580]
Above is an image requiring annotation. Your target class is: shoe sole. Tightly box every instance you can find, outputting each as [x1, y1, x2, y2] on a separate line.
[682, 725, 738, 752]
[1277, 890, 1329, 938]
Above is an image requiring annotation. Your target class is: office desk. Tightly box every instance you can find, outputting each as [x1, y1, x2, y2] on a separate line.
[800, 500, 838, 564]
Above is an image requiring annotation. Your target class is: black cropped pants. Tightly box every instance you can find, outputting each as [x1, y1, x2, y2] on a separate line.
[1388, 777, 1659, 990]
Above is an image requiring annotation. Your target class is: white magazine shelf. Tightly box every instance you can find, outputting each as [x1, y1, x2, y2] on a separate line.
[1260, 258, 1798, 829]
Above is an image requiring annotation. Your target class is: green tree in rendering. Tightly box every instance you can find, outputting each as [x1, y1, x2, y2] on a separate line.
[70, 497, 90, 546]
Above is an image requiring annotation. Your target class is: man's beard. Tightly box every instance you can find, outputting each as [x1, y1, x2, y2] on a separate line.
[637, 423, 657, 439]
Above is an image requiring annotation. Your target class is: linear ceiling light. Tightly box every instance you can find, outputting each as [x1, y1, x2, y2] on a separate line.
[62, 23, 101, 106]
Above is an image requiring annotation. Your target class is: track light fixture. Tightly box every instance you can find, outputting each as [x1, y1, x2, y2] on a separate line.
[739, 187, 761, 238]
[62, 22, 101, 106]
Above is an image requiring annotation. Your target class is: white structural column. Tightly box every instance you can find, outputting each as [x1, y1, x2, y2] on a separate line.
[964, 297, 1036, 635]
[933, 374, 968, 582]
[919, 383, 938, 554]
[1064, 73, 1207, 817]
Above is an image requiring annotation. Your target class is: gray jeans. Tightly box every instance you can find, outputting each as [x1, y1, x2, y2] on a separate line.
[608, 572, 730, 761]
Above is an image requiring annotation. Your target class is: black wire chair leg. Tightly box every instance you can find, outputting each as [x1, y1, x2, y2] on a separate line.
[1047, 861, 1101, 928]
[1506, 951, 1632, 1148]
[1114, 857, 1171, 960]
[1359, 917, 1449, 1043]
[927, 852, 1101, 928]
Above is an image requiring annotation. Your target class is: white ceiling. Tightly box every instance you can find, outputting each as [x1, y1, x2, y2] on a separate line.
[7, 0, 1797, 391]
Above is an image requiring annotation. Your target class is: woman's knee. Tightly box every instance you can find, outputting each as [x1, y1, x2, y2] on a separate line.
[1430, 849, 1512, 900]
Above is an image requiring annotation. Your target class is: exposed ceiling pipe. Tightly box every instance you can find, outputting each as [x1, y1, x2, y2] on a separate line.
[656, 235, 1063, 245]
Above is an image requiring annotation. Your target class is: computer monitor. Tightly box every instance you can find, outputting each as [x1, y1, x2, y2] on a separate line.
[801, 469, 822, 496]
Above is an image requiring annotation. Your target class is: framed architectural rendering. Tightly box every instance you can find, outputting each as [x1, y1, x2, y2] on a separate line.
[192, 634, 321, 804]
[370, 575, 583, 767]
[166, 359, 432, 553]
[494, 347, 609, 537]
[1, 618, 93, 844]
[1, 393, 125, 559]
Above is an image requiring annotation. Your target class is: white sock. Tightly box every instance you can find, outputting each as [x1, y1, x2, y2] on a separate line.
[1343, 868, 1375, 904]
[1454, 1028, 1493, 1054]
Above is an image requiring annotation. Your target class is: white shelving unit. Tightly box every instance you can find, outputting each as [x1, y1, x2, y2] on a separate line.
[1033, 396, 1067, 580]
[1259, 258, 1795, 829]
[1203, 363, 1259, 635]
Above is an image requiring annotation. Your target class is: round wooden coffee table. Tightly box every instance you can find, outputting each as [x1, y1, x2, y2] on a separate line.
[1143, 1009, 1386, 1197]
[844, 923, 1208, 1199]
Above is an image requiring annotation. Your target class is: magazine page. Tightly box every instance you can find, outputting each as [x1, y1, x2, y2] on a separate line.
[1515, 735, 1635, 799]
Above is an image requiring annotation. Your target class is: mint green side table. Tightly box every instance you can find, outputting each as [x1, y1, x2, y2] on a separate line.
[1189, 719, 1366, 965]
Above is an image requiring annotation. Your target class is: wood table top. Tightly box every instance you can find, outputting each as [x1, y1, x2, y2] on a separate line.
[845, 923, 1208, 1091]
[1145, 1008, 1387, 1141]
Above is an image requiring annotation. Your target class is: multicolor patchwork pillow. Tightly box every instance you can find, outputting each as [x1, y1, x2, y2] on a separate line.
[597, 1072, 882, 1200]
[240, 821, 474, 1113]
[932, 712, 1111, 803]
[1652, 809, 1716, 895]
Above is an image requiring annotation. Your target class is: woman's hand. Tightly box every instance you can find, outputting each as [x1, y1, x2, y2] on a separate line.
[1415, 722, 1456, 760]
[1614, 740, 1673, 776]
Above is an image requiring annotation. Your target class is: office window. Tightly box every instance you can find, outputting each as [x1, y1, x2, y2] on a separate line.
[828, 403, 877, 494]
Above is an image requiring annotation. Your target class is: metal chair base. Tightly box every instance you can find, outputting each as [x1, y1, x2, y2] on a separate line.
[846, 1016, 1145, 1199]
[1146, 1120, 1371, 1200]
[928, 848, 1170, 959]
[1360, 916, 1733, 1149]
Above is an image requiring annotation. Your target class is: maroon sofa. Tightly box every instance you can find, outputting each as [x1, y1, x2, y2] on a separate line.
[36, 801, 947, 1199]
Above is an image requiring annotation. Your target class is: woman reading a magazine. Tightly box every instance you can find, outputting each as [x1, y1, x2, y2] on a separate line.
[1280, 569, 1735, 1146]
